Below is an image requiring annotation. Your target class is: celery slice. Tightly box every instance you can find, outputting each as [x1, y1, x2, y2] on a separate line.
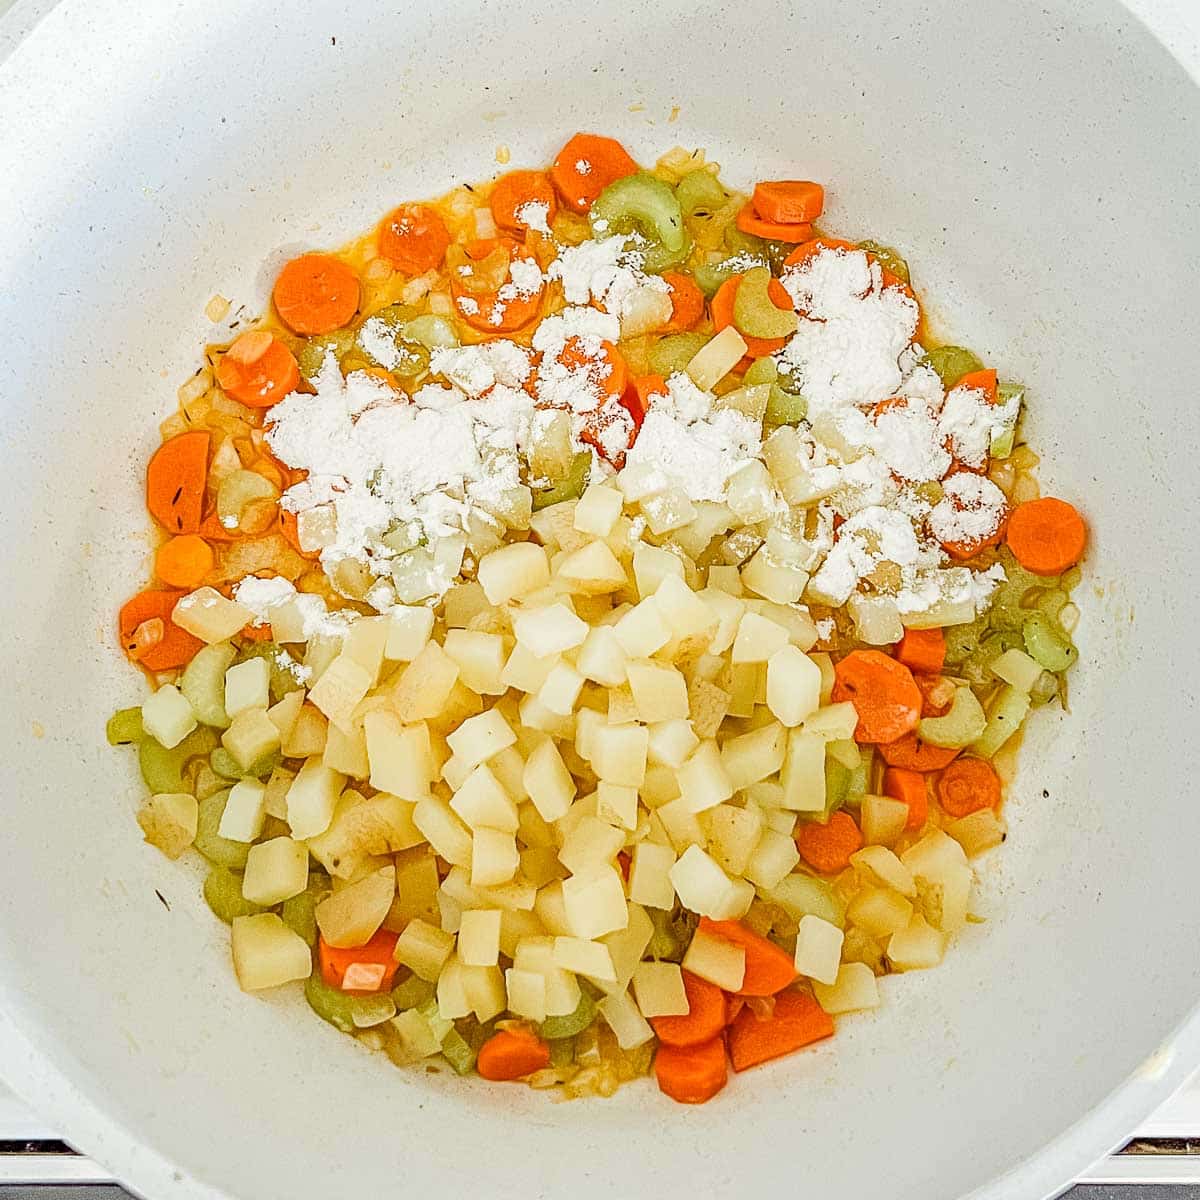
[733, 267, 798, 339]
[922, 345, 984, 389]
[846, 747, 872, 804]
[648, 332, 710, 376]
[764, 385, 808, 426]
[917, 686, 988, 748]
[193, 789, 250, 869]
[858, 240, 910, 284]
[209, 748, 242, 780]
[391, 974, 438, 1011]
[767, 873, 846, 929]
[591, 172, 689, 271]
[674, 169, 726, 216]
[823, 758, 851, 819]
[179, 642, 236, 728]
[297, 329, 356, 380]
[138, 726, 218, 794]
[203, 865, 264, 924]
[281, 876, 330, 944]
[305, 971, 358, 1034]
[401, 315, 459, 351]
[548, 1037, 575, 1071]
[742, 357, 778, 387]
[106, 707, 144, 746]
[531, 451, 590, 511]
[1022, 612, 1078, 672]
[971, 684, 1032, 759]
[440, 1027, 477, 1075]
[539, 990, 596, 1040]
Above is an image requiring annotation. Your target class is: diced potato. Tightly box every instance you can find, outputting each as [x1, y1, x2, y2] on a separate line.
[392, 642, 461, 723]
[285, 760, 344, 840]
[361, 712, 432, 801]
[914, 864, 973, 934]
[606, 684, 639, 725]
[613, 596, 670, 658]
[442, 629, 507, 695]
[413, 796, 473, 867]
[219, 707, 281, 772]
[282, 703, 327, 759]
[556, 540, 628, 594]
[641, 487, 698, 535]
[813, 961, 880, 1014]
[477, 541, 551, 605]
[861, 795, 912, 846]
[388, 850, 440, 927]
[616, 461, 668, 503]
[446, 708, 516, 769]
[726, 460, 779, 525]
[340, 615, 389, 683]
[471, 827, 519, 887]
[887, 913, 947, 970]
[307, 653, 374, 732]
[742, 546, 809, 605]
[394, 917, 456, 980]
[140, 685, 197, 750]
[562, 867, 629, 939]
[499, 643, 558, 695]
[647, 718, 699, 769]
[699, 588, 744, 655]
[628, 841, 676, 909]
[243, 836, 309, 905]
[626, 659, 689, 724]
[221, 658, 271, 724]
[504, 967, 548, 1022]
[590, 723, 648, 788]
[632, 960, 689, 1017]
[518, 693, 575, 738]
[576, 626, 628, 687]
[681, 925, 746, 991]
[851, 845, 916, 897]
[706, 803, 764, 875]
[847, 885, 913, 938]
[520, 738, 574, 822]
[488, 744, 528, 802]
[743, 828, 801, 890]
[308, 790, 423, 878]
[262, 766, 295, 821]
[762, 645, 823, 728]
[669, 844, 748, 919]
[793, 914, 844, 985]
[848, 593, 904, 646]
[435, 957, 471, 1018]
[443, 581, 491, 629]
[384, 606, 435, 661]
[688, 677, 731, 740]
[720, 722, 786, 789]
[217, 779, 267, 843]
[725, 662, 759, 719]
[137, 792, 198, 859]
[304, 631, 344, 686]
[990, 647, 1043, 693]
[945, 808, 1006, 857]
[266, 690, 304, 745]
[731, 611, 790, 663]
[803, 702, 859, 741]
[596, 781, 638, 830]
[173, 587, 252, 644]
[559, 816, 625, 875]
[231, 914, 311, 992]
[458, 907, 505, 967]
[552, 936, 617, 982]
[672, 501, 735, 560]
[779, 730, 826, 812]
[642, 766, 682, 809]
[574, 483, 624, 537]
[656, 797, 706, 851]
[537, 661, 585, 716]
[685, 325, 747, 390]
[316, 864, 395, 948]
[322, 720, 369, 777]
[598, 988, 655, 1049]
[677, 740, 734, 813]
[451, 763, 519, 832]
[632, 542, 685, 598]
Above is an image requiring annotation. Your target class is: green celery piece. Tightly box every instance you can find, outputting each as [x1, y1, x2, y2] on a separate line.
[539, 991, 596, 1040]
[440, 1028, 477, 1075]
[1022, 612, 1078, 673]
[203, 866, 264, 924]
[944, 620, 986, 666]
[179, 642, 236, 728]
[531, 451, 591, 511]
[765, 385, 808, 426]
[733, 266, 798, 339]
[138, 726, 218, 793]
[209, 748, 242, 780]
[646, 907, 684, 962]
[858, 240, 910, 284]
[281, 876, 330, 944]
[305, 971, 358, 1034]
[724, 224, 766, 257]
[674, 169, 727, 216]
[193, 789, 250, 869]
[106, 707, 144, 746]
[767, 873, 846, 928]
[917, 686, 988, 748]
[548, 1037, 575, 1071]
[401, 315, 459, 351]
[846, 747, 872, 803]
[742, 357, 778, 387]
[297, 329, 355, 380]
[391, 974, 437, 1011]
[590, 172, 689, 271]
[693, 258, 756, 299]
[923, 345, 984, 389]
[823, 758, 852, 819]
[648, 332, 710, 377]
[971, 684, 1032, 759]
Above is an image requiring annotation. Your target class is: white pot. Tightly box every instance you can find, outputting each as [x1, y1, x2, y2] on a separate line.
[1, 2, 1198, 1197]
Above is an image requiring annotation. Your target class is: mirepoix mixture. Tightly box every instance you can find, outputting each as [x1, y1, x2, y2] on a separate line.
[109, 132, 1087, 1103]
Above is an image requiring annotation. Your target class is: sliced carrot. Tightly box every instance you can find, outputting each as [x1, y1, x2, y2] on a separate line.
[119, 589, 203, 671]
[782, 236, 859, 272]
[489, 170, 559, 234]
[831, 649, 922, 744]
[795, 810, 864, 875]
[650, 971, 728, 1047]
[937, 757, 1002, 818]
[557, 336, 628, 403]
[698, 919, 797, 997]
[273, 253, 360, 335]
[914, 673, 954, 717]
[146, 430, 210, 535]
[198, 510, 239, 543]
[450, 238, 544, 334]
[215, 331, 300, 409]
[654, 1036, 728, 1104]
[883, 766, 929, 832]
[550, 132, 638, 214]
[239, 623, 274, 643]
[476, 1028, 551, 1081]
[710, 274, 795, 358]
[620, 372, 667, 431]
[751, 180, 825, 226]
[876, 731, 960, 772]
[896, 627, 945, 675]
[659, 271, 705, 333]
[318, 929, 400, 993]
[727, 988, 834, 1072]
[1006, 497, 1087, 577]
[154, 534, 215, 589]
[735, 202, 814, 243]
[377, 203, 450, 276]
[953, 368, 998, 405]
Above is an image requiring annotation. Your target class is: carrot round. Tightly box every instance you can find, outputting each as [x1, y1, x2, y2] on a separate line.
[146, 430, 210, 535]
[782, 236, 859, 272]
[318, 929, 400, 994]
[896, 627, 945, 675]
[831, 649, 922, 744]
[654, 1036, 728, 1104]
[620, 373, 667, 431]
[550, 132, 638, 214]
[954, 368, 998, 405]
[659, 271, 705, 332]
[710, 274, 794, 357]
[548, 336, 628, 402]
[877, 731, 960, 772]
[698, 919, 797, 997]
[752, 180, 825, 225]
[735, 202, 814, 243]
[450, 238, 544, 333]
[273, 253, 360, 335]
[215, 331, 300, 408]
[119, 589, 203, 671]
[727, 988, 834, 1072]
[489, 170, 558, 234]
[154, 534, 215, 590]
[650, 970, 727, 1047]
[937, 757, 1002, 818]
[476, 1028, 551, 1081]
[377, 203, 450, 276]
[1006, 497, 1087, 577]
[795, 810, 864, 875]
[883, 766, 929, 832]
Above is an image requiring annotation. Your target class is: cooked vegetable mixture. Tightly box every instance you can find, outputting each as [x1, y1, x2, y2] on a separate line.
[111, 134, 1086, 1103]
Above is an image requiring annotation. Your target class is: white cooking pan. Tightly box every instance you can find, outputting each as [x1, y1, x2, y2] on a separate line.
[1, 1, 1199, 1197]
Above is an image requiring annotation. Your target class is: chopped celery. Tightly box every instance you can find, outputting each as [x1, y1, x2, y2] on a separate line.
[351, 995, 398, 1029]
[858, 240, 911, 284]
[401, 315, 459, 351]
[971, 684, 1032, 759]
[1029, 670, 1060, 706]
[944, 621, 986, 666]
[138, 726, 218, 794]
[674, 169, 726, 216]
[203, 865, 264, 924]
[765, 385, 808, 426]
[106, 707, 144, 746]
[990, 427, 1016, 459]
[767, 873, 846, 928]
[845, 747, 872, 804]
[742, 357, 778, 387]
[391, 973, 438, 1011]
[733, 266, 798, 339]
[917, 686, 988, 748]
[209, 748, 242, 780]
[990, 382, 1024, 458]
[1035, 589, 1069, 621]
[591, 173, 689, 271]
[646, 907, 684, 962]
[179, 642, 236, 728]
[440, 1027, 477, 1075]
[1022, 612, 1078, 672]
[922, 345, 984, 389]
[193, 789, 251, 869]
[281, 876, 330, 944]
[648, 332, 710, 376]
[823, 758, 851, 819]
[540, 991, 597, 1040]
[305, 971, 358, 1034]
[297, 329, 356, 379]
[548, 1037, 575, 1071]
[693, 257, 764, 298]
[724, 224, 766, 258]
[531, 450, 590, 511]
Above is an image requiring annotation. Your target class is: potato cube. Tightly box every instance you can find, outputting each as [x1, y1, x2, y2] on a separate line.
[685, 325, 747, 391]
[681, 925, 746, 991]
[435, 957, 470, 1018]
[625, 659, 689, 724]
[518, 694, 575, 738]
[513, 603, 588, 657]
[742, 546, 809, 605]
[656, 796, 706, 851]
[743, 829, 801, 890]
[218, 778, 267, 843]
[243, 836, 309, 906]
[575, 626, 628, 688]
[504, 967, 548, 1022]
[266, 690, 303, 745]
[764, 645, 823, 728]
[471, 827, 519, 887]
[598, 989, 654, 1049]
[456, 908, 502, 967]
[616, 461, 668, 503]
[413, 796, 473, 867]
[285, 759, 345, 839]
[596, 781, 638, 831]
[886, 914, 947, 970]
[812, 962, 880, 1014]
[307, 653, 374, 732]
[221, 658, 271, 723]
[231, 914, 311, 992]
[361, 712, 432, 801]
[944, 809, 1006, 858]
[451, 763, 519, 832]
[573, 483, 624, 536]
[341, 615, 390, 683]
[688, 677, 731, 740]
[630, 543, 683, 600]
[477, 541, 550, 605]
[510, 742, 572, 826]
[803, 702, 859, 741]
[392, 850, 440, 925]
[556, 540, 628, 595]
[653, 574, 716, 641]
[590, 723, 648, 788]
[282, 703, 327, 759]
[900, 829, 969, 880]
[442, 629, 507, 695]
[847, 886, 913, 938]
[537, 661, 585, 716]
[677, 740, 734, 813]
[498, 643, 556, 695]
[384, 605, 435, 661]
[606, 684, 639, 725]
[394, 917, 456, 980]
[140, 684, 197, 749]
[861, 794, 910, 846]
[706, 803, 764, 875]
[646, 718, 699, 769]
[136, 792, 197, 859]
[315, 864, 395, 948]
[562, 867, 629, 939]
[700, 587, 744, 654]
[669, 845, 746, 919]
[446, 709, 516, 769]
[613, 596, 670, 658]
[597, 902, 654, 993]
[632, 961, 689, 1018]
[779, 730, 826, 812]
[793, 914, 845, 985]
[392, 642, 460, 723]
[559, 816, 624, 875]
[851, 845, 917, 897]
[307, 790, 423, 877]
[552, 936, 617, 982]
[172, 587, 251, 644]
[628, 841, 676, 909]
[720, 722, 786, 789]
[726, 459, 779, 525]
[321, 719, 369, 778]
[732, 611, 790, 663]
[641, 487, 698, 535]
